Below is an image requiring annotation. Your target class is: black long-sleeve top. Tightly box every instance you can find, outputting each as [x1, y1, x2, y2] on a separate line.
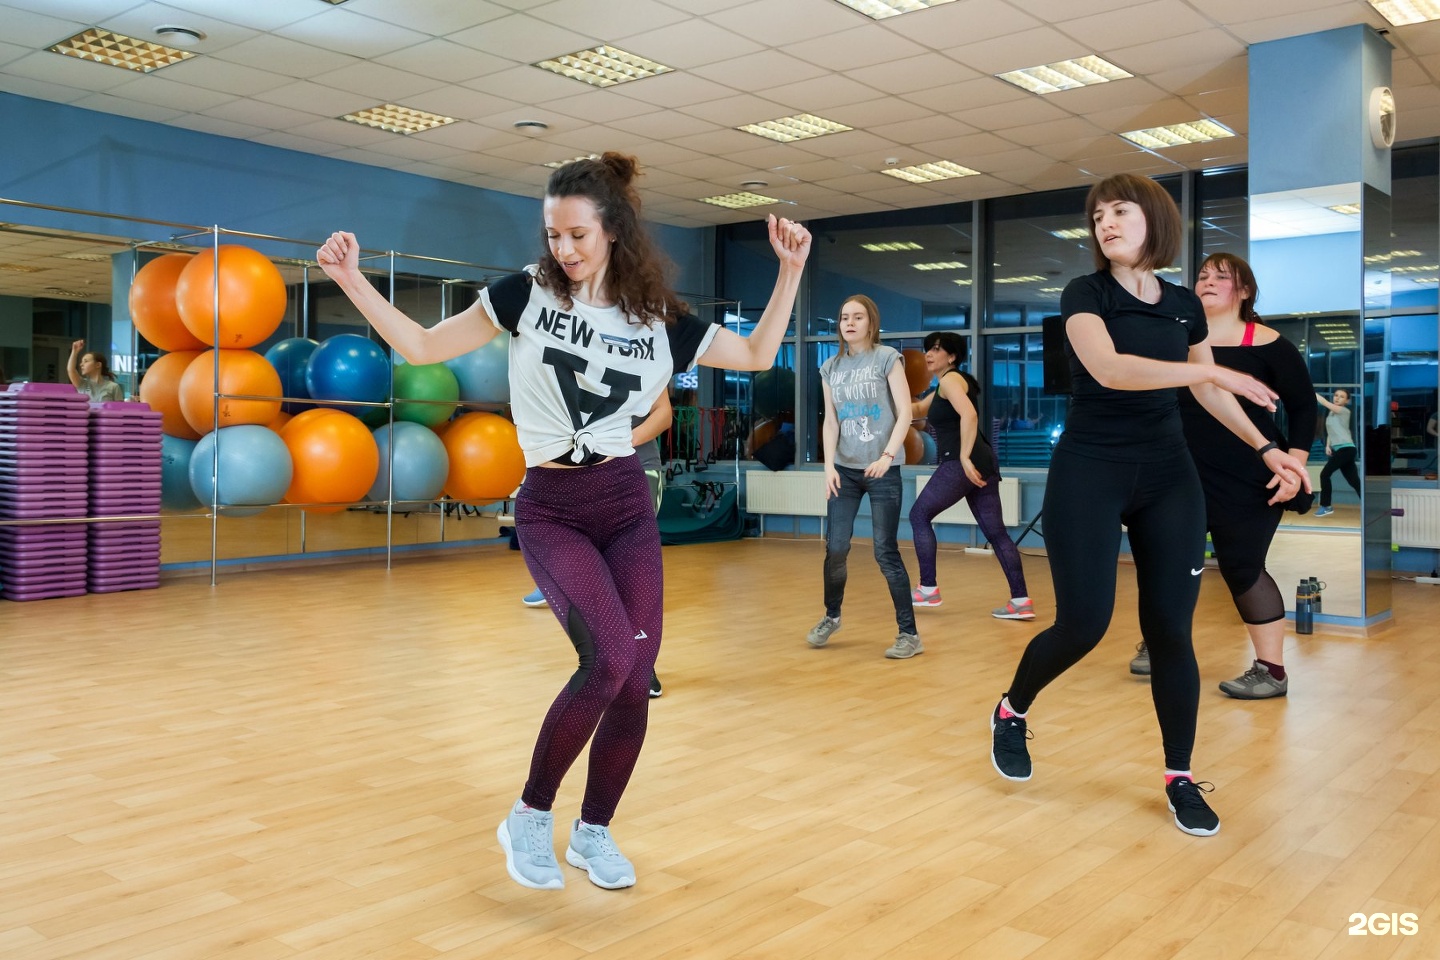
[1178, 334, 1317, 510]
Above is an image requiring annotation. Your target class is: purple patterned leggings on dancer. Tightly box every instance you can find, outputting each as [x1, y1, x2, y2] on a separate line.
[515, 455, 661, 827]
[909, 460, 1027, 598]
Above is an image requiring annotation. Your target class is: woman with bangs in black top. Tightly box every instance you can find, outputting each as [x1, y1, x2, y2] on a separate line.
[985, 174, 1310, 838]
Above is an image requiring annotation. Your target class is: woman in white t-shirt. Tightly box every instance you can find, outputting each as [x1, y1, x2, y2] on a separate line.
[317, 153, 810, 893]
[807, 295, 919, 659]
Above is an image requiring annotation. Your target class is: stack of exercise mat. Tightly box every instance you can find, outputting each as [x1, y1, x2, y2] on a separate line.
[0, 383, 163, 601]
[87, 401, 163, 594]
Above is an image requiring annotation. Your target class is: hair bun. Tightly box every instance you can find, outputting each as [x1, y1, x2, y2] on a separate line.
[600, 151, 640, 185]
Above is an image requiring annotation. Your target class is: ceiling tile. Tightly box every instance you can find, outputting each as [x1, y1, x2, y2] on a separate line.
[868, 115, 979, 146]
[606, 110, 724, 140]
[705, 0, 858, 45]
[400, 86, 523, 124]
[912, 131, 1021, 159]
[156, 56, 294, 98]
[274, 7, 432, 60]
[374, 40, 513, 85]
[881, 0, 1043, 47]
[166, 113, 271, 140]
[1224, 4, 1378, 45]
[1059, 0, 1216, 51]
[449, 13, 595, 61]
[1108, 30, 1247, 76]
[785, 25, 927, 71]
[943, 26, 1090, 76]
[0, 4, 110, 47]
[536, 88, 668, 124]
[252, 80, 372, 119]
[691, 50, 828, 91]
[212, 35, 359, 79]
[602, 72, 739, 109]
[200, 95, 326, 131]
[103, 75, 238, 112]
[847, 53, 982, 96]
[613, 19, 764, 70]
[528, 0, 692, 36]
[67, 92, 185, 124]
[954, 96, 1072, 132]
[827, 97, 935, 128]
[461, 64, 588, 103]
[679, 93, 793, 127]
[1000, 116, 1107, 148]
[902, 75, 1029, 114]
[343, 0, 512, 34]
[414, 122, 527, 153]
[309, 62, 447, 103]
[766, 73, 884, 112]
[1031, 134, 1143, 163]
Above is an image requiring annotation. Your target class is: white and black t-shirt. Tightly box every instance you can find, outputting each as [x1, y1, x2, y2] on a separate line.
[480, 268, 719, 467]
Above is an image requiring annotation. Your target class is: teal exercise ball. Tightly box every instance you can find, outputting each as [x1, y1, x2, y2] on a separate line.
[160, 434, 200, 510]
[369, 421, 449, 503]
[189, 424, 293, 517]
[445, 337, 509, 404]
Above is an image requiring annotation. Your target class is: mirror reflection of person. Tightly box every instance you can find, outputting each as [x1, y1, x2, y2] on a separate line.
[1176, 253, 1314, 702]
[67, 340, 124, 402]
[1314, 389, 1361, 517]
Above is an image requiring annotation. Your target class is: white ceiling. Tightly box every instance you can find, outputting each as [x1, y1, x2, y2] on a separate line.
[1, 0, 1438, 306]
[2, 0, 1437, 233]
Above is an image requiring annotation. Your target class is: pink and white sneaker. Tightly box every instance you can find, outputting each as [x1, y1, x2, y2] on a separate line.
[992, 599, 1035, 620]
[911, 586, 942, 607]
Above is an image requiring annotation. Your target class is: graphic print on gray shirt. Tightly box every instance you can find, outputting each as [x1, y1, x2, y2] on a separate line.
[820, 345, 903, 469]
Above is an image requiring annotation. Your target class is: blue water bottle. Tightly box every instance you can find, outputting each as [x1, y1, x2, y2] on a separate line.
[1295, 579, 1313, 635]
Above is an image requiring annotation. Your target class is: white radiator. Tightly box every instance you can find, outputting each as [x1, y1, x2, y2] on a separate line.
[744, 470, 1021, 527]
[744, 470, 829, 517]
[914, 473, 1021, 527]
[1393, 488, 1440, 548]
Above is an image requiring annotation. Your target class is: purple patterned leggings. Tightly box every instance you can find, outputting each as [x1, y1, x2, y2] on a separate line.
[909, 459, 1028, 599]
[515, 455, 661, 826]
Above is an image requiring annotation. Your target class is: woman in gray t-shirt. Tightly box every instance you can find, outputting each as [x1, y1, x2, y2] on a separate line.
[806, 294, 920, 659]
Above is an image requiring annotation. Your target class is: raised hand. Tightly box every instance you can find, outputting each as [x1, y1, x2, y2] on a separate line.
[315, 231, 361, 284]
[768, 214, 811, 272]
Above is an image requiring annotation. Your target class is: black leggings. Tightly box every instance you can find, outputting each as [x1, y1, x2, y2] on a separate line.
[1319, 445, 1361, 507]
[1006, 445, 1205, 770]
[1206, 500, 1285, 625]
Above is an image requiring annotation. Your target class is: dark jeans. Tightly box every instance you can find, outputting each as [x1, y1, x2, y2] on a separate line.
[823, 464, 916, 635]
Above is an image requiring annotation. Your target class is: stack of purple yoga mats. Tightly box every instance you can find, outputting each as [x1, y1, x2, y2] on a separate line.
[0, 383, 165, 601]
[87, 401, 163, 594]
[0, 382, 91, 600]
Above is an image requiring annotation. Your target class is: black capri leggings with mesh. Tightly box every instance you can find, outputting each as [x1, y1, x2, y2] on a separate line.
[1205, 498, 1285, 625]
[1005, 444, 1206, 771]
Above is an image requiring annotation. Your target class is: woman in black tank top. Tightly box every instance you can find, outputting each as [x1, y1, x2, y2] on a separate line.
[908, 332, 1031, 619]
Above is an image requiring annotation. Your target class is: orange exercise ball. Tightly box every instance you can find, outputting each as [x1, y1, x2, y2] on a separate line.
[178, 349, 283, 436]
[176, 245, 288, 348]
[902, 348, 931, 397]
[139, 350, 204, 440]
[904, 426, 925, 465]
[280, 408, 379, 513]
[268, 409, 292, 433]
[130, 253, 204, 351]
[442, 411, 526, 503]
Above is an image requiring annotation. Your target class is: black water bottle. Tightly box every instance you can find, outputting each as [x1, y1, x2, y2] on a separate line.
[1295, 579, 1313, 635]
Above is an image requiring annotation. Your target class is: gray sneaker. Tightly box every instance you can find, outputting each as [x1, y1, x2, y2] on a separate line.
[1129, 642, 1151, 676]
[565, 820, 636, 889]
[807, 616, 841, 647]
[497, 800, 563, 890]
[884, 632, 924, 659]
[1218, 661, 1288, 700]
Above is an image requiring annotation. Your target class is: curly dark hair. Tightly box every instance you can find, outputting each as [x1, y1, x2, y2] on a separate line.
[535, 152, 688, 324]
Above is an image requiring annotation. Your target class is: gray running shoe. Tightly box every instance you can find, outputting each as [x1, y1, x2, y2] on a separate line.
[884, 632, 924, 659]
[566, 820, 636, 889]
[807, 616, 841, 647]
[1129, 642, 1151, 676]
[1218, 661, 1288, 700]
[497, 800, 563, 890]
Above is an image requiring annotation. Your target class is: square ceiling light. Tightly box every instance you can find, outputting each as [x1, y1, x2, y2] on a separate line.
[535, 46, 672, 88]
[880, 161, 980, 183]
[341, 104, 457, 135]
[997, 56, 1132, 95]
[699, 192, 781, 209]
[861, 241, 923, 251]
[48, 27, 196, 73]
[1369, 1, 1440, 25]
[738, 114, 852, 143]
[911, 261, 966, 271]
[831, 0, 959, 18]
[1120, 119, 1234, 149]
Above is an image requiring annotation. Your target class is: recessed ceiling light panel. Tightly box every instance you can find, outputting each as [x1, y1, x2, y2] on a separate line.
[1119, 119, 1235, 149]
[534, 46, 672, 88]
[879, 161, 980, 183]
[860, 241, 923, 252]
[1369, 0, 1440, 26]
[831, 0, 959, 19]
[341, 103, 458, 135]
[911, 261, 967, 271]
[48, 27, 196, 73]
[997, 56, 1132, 95]
[699, 192, 780, 209]
[737, 114, 852, 143]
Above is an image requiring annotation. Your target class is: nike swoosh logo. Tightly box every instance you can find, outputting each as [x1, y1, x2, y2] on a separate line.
[634, 630, 648, 640]
[1191, 568, 1204, 576]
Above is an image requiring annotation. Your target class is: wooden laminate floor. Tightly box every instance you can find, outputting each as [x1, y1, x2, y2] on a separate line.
[2, 539, 1438, 960]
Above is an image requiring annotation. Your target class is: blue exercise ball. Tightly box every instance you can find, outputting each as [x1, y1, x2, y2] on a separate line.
[160, 434, 200, 510]
[444, 336, 509, 404]
[369, 422, 449, 504]
[919, 429, 937, 465]
[264, 336, 318, 413]
[306, 333, 391, 406]
[189, 424, 293, 517]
